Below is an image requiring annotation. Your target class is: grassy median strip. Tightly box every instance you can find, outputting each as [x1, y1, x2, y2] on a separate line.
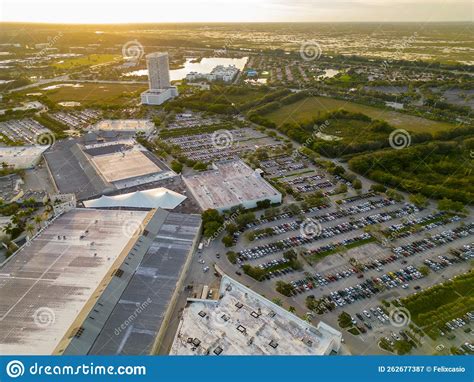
[308, 236, 377, 263]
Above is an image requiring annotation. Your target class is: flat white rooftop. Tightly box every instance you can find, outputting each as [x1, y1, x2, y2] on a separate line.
[0, 145, 48, 169]
[0, 208, 149, 355]
[90, 119, 154, 132]
[170, 275, 342, 355]
[91, 150, 161, 183]
[183, 160, 281, 211]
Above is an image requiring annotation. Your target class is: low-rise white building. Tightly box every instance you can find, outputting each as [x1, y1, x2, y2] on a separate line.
[183, 159, 282, 213]
[90, 119, 155, 134]
[141, 52, 179, 105]
[141, 87, 179, 106]
[170, 274, 343, 355]
[0, 145, 49, 169]
[186, 65, 239, 83]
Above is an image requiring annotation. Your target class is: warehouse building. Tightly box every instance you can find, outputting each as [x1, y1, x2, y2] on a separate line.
[44, 138, 177, 200]
[170, 274, 342, 355]
[183, 159, 282, 213]
[0, 208, 201, 355]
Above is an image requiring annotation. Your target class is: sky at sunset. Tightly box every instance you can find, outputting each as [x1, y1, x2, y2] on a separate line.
[1, 0, 472, 23]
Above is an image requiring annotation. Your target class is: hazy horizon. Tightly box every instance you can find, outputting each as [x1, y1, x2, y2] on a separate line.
[1, 0, 472, 23]
[1, 20, 473, 25]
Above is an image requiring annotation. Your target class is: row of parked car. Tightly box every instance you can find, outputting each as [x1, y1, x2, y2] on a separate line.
[387, 213, 461, 240]
[312, 255, 401, 287]
[340, 192, 376, 204]
[381, 330, 414, 348]
[244, 196, 397, 239]
[393, 223, 474, 257]
[259, 257, 294, 280]
[258, 257, 290, 271]
[242, 204, 330, 232]
[240, 202, 420, 261]
[280, 173, 323, 186]
[333, 174, 355, 189]
[253, 200, 412, 241]
[446, 312, 474, 330]
[423, 254, 464, 271]
[355, 305, 390, 328]
[302, 233, 373, 259]
[309, 243, 469, 290]
[293, 180, 334, 193]
[261, 267, 296, 280]
[327, 266, 424, 307]
[386, 211, 443, 233]
[453, 245, 474, 260]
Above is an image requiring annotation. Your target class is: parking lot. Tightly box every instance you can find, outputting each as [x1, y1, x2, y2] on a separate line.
[186, 143, 474, 355]
[260, 155, 310, 177]
[236, 200, 420, 262]
[49, 109, 101, 129]
[166, 112, 222, 130]
[163, 127, 283, 162]
[0, 118, 50, 145]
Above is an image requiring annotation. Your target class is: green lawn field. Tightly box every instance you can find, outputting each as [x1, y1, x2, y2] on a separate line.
[52, 54, 120, 69]
[39, 83, 147, 106]
[266, 96, 455, 133]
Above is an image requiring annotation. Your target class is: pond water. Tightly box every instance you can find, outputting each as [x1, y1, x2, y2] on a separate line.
[245, 78, 268, 85]
[42, 83, 84, 90]
[385, 101, 404, 110]
[319, 69, 339, 79]
[124, 57, 248, 81]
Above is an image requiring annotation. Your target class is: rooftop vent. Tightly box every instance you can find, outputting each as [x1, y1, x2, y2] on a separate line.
[113, 268, 124, 278]
[250, 311, 261, 319]
[304, 338, 313, 347]
[235, 302, 243, 309]
[213, 346, 223, 355]
[71, 327, 85, 339]
[236, 325, 246, 334]
[198, 311, 207, 318]
[269, 340, 279, 349]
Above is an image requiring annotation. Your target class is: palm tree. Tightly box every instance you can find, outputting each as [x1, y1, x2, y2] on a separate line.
[34, 215, 43, 229]
[2, 222, 14, 236]
[25, 223, 35, 238]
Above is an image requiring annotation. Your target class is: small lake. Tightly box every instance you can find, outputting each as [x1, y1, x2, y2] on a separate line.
[319, 69, 339, 79]
[124, 57, 248, 81]
[42, 83, 84, 90]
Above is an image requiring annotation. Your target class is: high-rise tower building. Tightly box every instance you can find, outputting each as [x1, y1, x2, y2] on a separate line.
[146, 52, 171, 90]
[141, 52, 178, 105]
